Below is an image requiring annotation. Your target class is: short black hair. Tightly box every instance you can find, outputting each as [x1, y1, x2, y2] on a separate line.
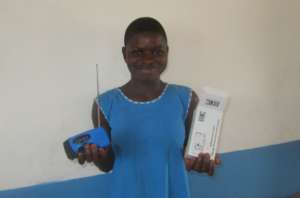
[124, 17, 168, 46]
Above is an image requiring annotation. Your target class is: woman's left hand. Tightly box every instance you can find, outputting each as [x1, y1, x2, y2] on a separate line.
[184, 153, 221, 176]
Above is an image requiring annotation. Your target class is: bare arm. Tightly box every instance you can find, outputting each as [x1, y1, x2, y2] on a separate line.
[183, 90, 199, 153]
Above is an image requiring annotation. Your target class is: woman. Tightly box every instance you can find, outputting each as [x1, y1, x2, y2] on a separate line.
[78, 17, 221, 198]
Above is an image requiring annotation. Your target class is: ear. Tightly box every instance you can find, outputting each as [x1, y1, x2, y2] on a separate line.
[122, 46, 126, 60]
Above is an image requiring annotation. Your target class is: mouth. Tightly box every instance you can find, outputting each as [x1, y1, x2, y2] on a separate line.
[133, 66, 159, 74]
[139, 68, 156, 74]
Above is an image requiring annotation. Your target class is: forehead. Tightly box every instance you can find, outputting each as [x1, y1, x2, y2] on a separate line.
[126, 32, 167, 49]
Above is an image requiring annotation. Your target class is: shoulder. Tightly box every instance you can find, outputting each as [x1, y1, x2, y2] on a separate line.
[99, 88, 119, 98]
[169, 83, 199, 111]
[167, 83, 198, 118]
[95, 88, 120, 104]
[168, 83, 191, 92]
[168, 83, 196, 101]
[168, 84, 192, 99]
[94, 88, 120, 123]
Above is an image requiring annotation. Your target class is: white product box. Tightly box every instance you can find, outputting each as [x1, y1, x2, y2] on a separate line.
[185, 87, 229, 159]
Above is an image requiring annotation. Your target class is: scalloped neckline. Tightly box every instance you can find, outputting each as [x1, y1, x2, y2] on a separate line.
[117, 84, 169, 104]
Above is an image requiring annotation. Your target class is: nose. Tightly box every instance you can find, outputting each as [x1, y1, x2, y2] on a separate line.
[142, 51, 155, 65]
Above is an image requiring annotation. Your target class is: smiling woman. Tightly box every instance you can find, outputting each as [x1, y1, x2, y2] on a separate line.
[121, 31, 169, 100]
[76, 17, 220, 198]
[122, 32, 168, 83]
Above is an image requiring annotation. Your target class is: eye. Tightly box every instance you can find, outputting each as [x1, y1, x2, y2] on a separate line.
[153, 49, 165, 56]
[131, 49, 143, 56]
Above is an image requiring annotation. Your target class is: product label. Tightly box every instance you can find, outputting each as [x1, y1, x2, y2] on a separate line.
[185, 87, 229, 159]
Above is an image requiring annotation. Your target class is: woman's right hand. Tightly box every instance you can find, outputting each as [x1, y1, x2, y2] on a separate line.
[84, 101, 114, 172]
[77, 144, 111, 165]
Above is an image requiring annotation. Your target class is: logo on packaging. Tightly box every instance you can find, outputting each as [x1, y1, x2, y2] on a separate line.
[205, 99, 220, 108]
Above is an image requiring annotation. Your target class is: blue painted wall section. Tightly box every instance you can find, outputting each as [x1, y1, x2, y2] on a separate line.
[1, 140, 299, 198]
[189, 140, 300, 198]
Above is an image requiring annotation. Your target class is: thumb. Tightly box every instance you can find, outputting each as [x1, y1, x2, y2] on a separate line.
[98, 147, 109, 157]
[214, 154, 221, 165]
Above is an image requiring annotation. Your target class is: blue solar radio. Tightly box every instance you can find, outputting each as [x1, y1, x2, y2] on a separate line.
[63, 64, 110, 160]
[63, 127, 110, 160]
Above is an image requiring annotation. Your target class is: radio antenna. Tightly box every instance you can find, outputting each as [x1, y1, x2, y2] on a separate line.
[96, 64, 101, 128]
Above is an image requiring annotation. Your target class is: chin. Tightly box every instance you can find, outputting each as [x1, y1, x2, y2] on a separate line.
[134, 75, 160, 82]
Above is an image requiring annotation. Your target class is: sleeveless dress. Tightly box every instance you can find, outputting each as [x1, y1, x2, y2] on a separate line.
[96, 84, 192, 198]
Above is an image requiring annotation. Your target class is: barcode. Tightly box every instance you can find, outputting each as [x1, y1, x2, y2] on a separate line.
[198, 111, 206, 122]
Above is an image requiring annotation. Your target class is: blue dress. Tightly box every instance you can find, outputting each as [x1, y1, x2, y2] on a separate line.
[97, 84, 192, 198]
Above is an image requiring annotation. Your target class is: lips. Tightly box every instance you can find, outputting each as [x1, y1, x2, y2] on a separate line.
[134, 65, 156, 70]
[139, 67, 155, 72]
[133, 65, 159, 73]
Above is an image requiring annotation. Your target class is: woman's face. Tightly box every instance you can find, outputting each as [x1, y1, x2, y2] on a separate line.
[122, 32, 169, 82]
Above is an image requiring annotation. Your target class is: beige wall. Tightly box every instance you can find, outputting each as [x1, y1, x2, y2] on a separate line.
[0, 0, 299, 189]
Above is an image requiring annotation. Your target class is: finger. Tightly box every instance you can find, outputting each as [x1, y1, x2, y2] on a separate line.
[77, 152, 85, 165]
[84, 144, 92, 162]
[194, 153, 204, 171]
[99, 147, 109, 157]
[91, 144, 101, 162]
[200, 153, 210, 172]
[215, 154, 221, 165]
[184, 157, 195, 171]
[208, 161, 215, 176]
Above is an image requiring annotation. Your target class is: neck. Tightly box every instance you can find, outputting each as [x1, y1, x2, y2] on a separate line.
[124, 78, 165, 95]
[131, 78, 161, 88]
[120, 78, 167, 101]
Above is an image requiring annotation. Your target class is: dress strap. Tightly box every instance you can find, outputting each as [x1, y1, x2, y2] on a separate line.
[95, 89, 118, 124]
[169, 84, 193, 120]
